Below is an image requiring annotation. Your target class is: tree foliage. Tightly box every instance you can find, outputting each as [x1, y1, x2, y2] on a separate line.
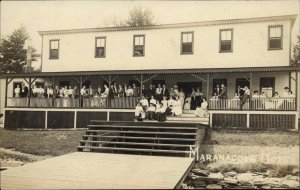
[113, 6, 156, 27]
[0, 26, 39, 74]
[291, 36, 300, 66]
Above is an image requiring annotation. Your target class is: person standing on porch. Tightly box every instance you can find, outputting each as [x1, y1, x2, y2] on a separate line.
[14, 84, 21, 107]
[117, 84, 124, 97]
[179, 89, 185, 109]
[124, 83, 128, 96]
[162, 84, 169, 99]
[20, 83, 28, 98]
[191, 88, 196, 110]
[132, 83, 139, 97]
[240, 86, 250, 109]
[218, 84, 227, 99]
[155, 84, 163, 101]
[214, 84, 221, 96]
[126, 86, 133, 97]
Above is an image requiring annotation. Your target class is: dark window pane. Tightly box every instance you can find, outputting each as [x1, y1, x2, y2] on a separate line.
[134, 45, 144, 56]
[96, 47, 105, 57]
[269, 39, 281, 49]
[182, 43, 192, 53]
[220, 41, 232, 52]
[50, 49, 59, 59]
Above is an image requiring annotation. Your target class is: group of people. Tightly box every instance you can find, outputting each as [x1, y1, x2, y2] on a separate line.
[135, 94, 189, 122]
[208, 83, 296, 110]
[134, 84, 210, 121]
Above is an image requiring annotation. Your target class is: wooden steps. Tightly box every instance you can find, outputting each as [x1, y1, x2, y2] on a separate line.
[77, 121, 207, 158]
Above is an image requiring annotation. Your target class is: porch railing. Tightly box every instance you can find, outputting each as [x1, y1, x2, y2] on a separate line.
[209, 97, 296, 110]
[7, 97, 140, 109]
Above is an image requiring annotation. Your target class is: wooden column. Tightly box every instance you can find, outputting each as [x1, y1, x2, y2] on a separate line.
[296, 71, 299, 112]
[28, 77, 32, 107]
[52, 76, 55, 108]
[249, 72, 253, 110]
[79, 75, 83, 107]
[4, 77, 8, 107]
[140, 74, 143, 97]
[108, 75, 112, 88]
[206, 74, 210, 98]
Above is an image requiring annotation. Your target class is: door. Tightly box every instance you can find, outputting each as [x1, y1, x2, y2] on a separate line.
[176, 82, 202, 95]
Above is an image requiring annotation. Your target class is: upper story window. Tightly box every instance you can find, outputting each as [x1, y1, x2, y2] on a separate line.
[49, 40, 59, 59]
[268, 26, 283, 50]
[133, 35, 145, 56]
[181, 32, 193, 54]
[95, 37, 106, 58]
[219, 29, 233, 53]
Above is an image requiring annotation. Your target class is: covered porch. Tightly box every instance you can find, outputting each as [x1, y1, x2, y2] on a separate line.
[2, 66, 299, 129]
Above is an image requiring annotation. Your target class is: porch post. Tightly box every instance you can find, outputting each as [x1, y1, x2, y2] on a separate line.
[28, 77, 32, 107]
[108, 75, 112, 88]
[4, 77, 8, 107]
[249, 72, 253, 110]
[296, 71, 299, 112]
[79, 75, 83, 107]
[289, 72, 292, 90]
[52, 76, 55, 108]
[140, 74, 143, 97]
[206, 74, 210, 98]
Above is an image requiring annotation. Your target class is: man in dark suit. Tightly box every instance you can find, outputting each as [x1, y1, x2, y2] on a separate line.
[132, 83, 139, 97]
[218, 83, 227, 99]
[162, 84, 169, 98]
[214, 84, 221, 96]
[20, 83, 29, 97]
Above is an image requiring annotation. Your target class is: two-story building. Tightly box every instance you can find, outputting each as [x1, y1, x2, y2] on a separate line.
[1, 14, 299, 129]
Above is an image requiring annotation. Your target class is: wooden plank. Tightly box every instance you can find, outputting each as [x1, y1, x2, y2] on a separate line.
[87, 125, 198, 130]
[78, 146, 190, 154]
[86, 129, 197, 135]
[79, 140, 196, 147]
[2, 152, 194, 189]
[83, 135, 196, 141]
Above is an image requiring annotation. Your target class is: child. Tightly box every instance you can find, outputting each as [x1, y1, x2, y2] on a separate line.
[135, 102, 145, 121]
[146, 103, 156, 120]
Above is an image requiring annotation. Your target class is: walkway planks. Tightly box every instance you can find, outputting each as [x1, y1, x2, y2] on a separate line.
[1, 152, 194, 189]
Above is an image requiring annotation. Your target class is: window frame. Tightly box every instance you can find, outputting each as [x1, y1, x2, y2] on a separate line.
[95, 36, 106, 58]
[219, 29, 233, 53]
[49, 39, 60, 59]
[268, 25, 283, 50]
[133, 34, 145, 57]
[181, 31, 194, 55]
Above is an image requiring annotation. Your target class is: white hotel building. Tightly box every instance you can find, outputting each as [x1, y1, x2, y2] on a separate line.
[1, 14, 299, 129]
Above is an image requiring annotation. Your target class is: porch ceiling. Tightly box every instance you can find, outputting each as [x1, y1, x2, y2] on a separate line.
[1, 66, 300, 78]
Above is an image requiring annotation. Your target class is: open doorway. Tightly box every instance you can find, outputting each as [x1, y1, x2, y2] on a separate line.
[176, 82, 202, 96]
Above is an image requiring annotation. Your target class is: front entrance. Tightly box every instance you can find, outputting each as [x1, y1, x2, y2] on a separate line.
[177, 82, 202, 95]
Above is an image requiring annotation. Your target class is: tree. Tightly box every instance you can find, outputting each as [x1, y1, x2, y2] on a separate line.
[291, 36, 300, 66]
[113, 6, 156, 27]
[0, 26, 39, 74]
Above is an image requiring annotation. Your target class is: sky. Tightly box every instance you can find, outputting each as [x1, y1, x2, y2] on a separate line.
[1, 0, 299, 68]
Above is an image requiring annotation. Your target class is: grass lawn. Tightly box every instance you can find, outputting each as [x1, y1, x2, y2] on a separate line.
[0, 128, 85, 156]
[197, 129, 300, 175]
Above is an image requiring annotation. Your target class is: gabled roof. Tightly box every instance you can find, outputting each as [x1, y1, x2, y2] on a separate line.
[38, 14, 297, 35]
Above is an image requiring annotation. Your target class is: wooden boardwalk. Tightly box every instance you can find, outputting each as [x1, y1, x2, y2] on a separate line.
[1, 152, 194, 189]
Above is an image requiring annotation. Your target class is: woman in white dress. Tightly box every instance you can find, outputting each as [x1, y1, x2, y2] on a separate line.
[194, 98, 208, 117]
[14, 85, 21, 107]
[171, 96, 183, 116]
[179, 89, 185, 109]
